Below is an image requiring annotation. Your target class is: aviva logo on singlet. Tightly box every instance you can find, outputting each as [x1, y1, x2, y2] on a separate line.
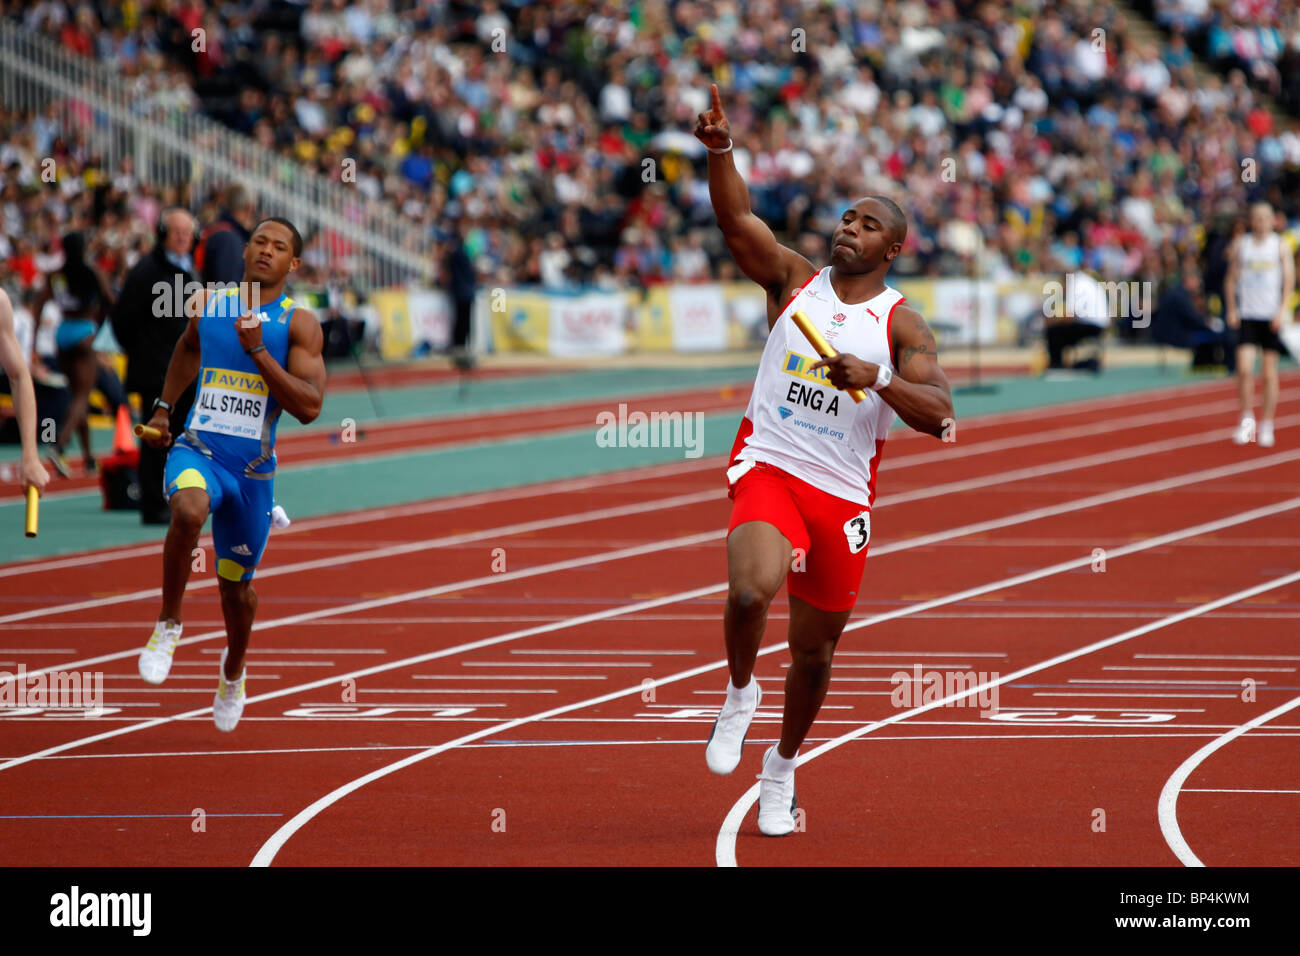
[202, 368, 269, 395]
[782, 350, 832, 386]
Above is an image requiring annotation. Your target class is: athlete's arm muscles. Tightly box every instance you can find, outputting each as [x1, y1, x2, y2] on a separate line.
[1224, 237, 1239, 325]
[810, 305, 954, 438]
[697, 83, 814, 328]
[883, 306, 954, 438]
[249, 308, 325, 425]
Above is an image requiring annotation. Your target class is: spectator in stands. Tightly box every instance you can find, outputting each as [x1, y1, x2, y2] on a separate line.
[110, 206, 199, 524]
[32, 231, 115, 477]
[1152, 260, 1234, 371]
[197, 182, 255, 286]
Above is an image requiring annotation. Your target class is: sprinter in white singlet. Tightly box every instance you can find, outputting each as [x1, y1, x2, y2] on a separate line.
[694, 84, 955, 837]
[1225, 201, 1295, 447]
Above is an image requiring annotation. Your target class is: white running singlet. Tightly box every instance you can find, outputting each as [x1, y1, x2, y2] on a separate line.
[731, 266, 904, 506]
[1236, 232, 1283, 320]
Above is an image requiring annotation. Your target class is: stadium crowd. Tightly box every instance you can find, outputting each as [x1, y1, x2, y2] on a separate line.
[5, 0, 1295, 297]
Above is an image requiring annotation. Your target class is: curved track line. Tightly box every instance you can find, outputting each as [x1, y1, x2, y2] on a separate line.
[0, 581, 728, 776]
[715, 567, 1300, 866]
[250, 499, 1300, 866]
[1157, 692, 1300, 866]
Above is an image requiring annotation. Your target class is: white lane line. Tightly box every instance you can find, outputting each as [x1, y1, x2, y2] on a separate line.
[0, 530, 721, 690]
[1031, 693, 1239, 699]
[13, 433, 1292, 692]
[6, 460, 1298, 781]
[1, 375, 1259, 578]
[15, 732, 1300, 763]
[0, 583, 723, 776]
[8, 418, 1300, 692]
[11, 403, 1300, 630]
[989, 706, 1205, 712]
[350, 689, 558, 694]
[0, 451, 730, 577]
[460, 661, 650, 668]
[1065, 678, 1265, 685]
[509, 649, 696, 655]
[1182, 789, 1300, 795]
[248, 501, 1300, 868]
[412, 675, 605, 681]
[1158, 693, 1300, 866]
[0, 488, 722, 625]
[854, 388, 1300, 469]
[716, 565, 1300, 867]
[837, 651, 1008, 657]
[1104, 666, 1296, 672]
[1136, 654, 1300, 661]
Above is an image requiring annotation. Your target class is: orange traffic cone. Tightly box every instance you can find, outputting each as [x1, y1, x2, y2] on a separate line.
[112, 404, 135, 456]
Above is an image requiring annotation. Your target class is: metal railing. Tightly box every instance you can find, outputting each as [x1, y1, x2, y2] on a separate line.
[0, 20, 431, 290]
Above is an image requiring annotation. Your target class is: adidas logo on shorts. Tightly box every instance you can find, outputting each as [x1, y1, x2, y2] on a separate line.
[231, 544, 252, 556]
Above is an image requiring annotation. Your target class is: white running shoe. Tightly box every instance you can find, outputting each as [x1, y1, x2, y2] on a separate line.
[213, 648, 246, 732]
[1233, 416, 1256, 445]
[705, 679, 761, 775]
[756, 745, 798, 837]
[271, 504, 291, 529]
[1259, 421, 1275, 447]
[138, 621, 183, 685]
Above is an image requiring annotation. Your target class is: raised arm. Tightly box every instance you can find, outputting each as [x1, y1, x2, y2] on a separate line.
[696, 84, 814, 327]
[0, 289, 50, 491]
[236, 307, 325, 425]
[812, 305, 955, 439]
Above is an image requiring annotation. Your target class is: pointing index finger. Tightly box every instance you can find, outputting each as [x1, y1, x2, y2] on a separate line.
[711, 83, 722, 113]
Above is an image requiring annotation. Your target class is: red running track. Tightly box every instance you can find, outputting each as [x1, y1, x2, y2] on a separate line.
[0, 371, 1297, 866]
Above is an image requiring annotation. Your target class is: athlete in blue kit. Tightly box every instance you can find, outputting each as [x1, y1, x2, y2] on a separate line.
[136, 216, 326, 731]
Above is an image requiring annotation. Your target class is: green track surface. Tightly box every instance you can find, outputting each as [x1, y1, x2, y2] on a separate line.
[0, 364, 1229, 561]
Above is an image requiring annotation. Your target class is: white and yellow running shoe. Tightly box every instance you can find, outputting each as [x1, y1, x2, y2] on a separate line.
[138, 621, 182, 685]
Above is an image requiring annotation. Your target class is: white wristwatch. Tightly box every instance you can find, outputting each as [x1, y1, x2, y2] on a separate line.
[871, 365, 892, 391]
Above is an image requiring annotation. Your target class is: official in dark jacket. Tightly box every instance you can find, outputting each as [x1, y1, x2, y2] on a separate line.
[198, 182, 256, 285]
[110, 207, 199, 524]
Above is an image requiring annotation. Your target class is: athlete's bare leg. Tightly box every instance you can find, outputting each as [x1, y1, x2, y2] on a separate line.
[159, 487, 209, 626]
[779, 595, 852, 759]
[724, 520, 792, 689]
[55, 341, 96, 460]
[1261, 349, 1280, 423]
[217, 577, 257, 679]
[1237, 342, 1258, 420]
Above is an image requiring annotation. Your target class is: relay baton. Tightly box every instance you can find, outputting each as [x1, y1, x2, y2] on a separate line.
[25, 486, 39, 538]
[790, 310, 868, 403]
[133, 424, 163, 442]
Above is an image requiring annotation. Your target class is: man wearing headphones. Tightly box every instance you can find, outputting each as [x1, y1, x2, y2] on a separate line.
[110, 206, 200, 524]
